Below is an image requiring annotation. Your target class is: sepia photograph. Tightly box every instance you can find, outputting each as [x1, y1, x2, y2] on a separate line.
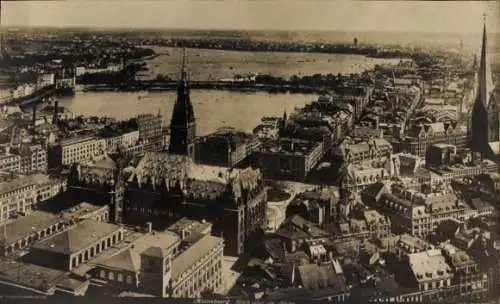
[0, 0, 499, 302]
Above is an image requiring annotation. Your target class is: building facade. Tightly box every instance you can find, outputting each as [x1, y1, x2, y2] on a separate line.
[0, 174, 67, 222]
[195, 129, 260, 167]
[255, 138, 324, 181]
[48, 136, 106, 169]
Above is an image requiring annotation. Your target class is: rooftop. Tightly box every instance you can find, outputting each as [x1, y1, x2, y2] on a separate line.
[298, 262, 347, 292]
[97, 230, 180, 273]
[258, 138, 321, 156]
[171, 234, 223, 281]
[276, 215, 331, 240]
[408, 250, 452, 282]
[60, 136, 97, 147]
[0, 260, 68, 294]
[60, 202, 108, 221]
[81, 155, 116, 171]
[0, 174, 60, 196]
[130, 152, 262, 200]
[166, 218, 212, 236]
[0, 211, 63, 245]
[32, 219, 122, 255]
[397, 234, 433, 252]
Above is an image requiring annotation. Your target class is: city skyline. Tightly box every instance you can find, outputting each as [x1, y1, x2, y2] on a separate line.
[1, 0, 499, 34]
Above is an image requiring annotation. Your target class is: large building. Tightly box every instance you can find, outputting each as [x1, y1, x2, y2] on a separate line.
[30, 219, 125, 271]
[195, 129, 260, 167]
[469, 19, 498, 160]
[122, 152, 267, 256]
[47, 136, 106, 170]
[254, 138, 324, 181]
[0, 174, 67, 222]
[169, 54, 196, 159]
[41, 218, 224, 298]
[392, 122, 468, 157]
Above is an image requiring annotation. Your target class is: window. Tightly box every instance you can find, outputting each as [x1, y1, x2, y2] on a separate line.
[100, 270, 106, 278]
[126, 276, 133, 284]
[108, 272, 114, 280]
[117, 273, 123, 282]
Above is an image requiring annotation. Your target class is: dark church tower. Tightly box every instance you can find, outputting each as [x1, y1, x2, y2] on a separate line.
[169, 50, 196, 158]
[469, 15, 496, 160]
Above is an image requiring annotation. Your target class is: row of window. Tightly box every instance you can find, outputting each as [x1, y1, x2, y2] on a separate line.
[100, 270, 134, 284]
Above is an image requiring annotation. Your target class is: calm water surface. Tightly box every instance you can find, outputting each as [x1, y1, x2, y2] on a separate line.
[59, 91, 317, 136]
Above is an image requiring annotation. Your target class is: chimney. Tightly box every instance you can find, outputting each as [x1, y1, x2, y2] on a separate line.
[146, 222, 152, 233]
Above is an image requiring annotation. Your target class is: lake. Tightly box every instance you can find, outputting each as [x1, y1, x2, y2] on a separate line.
[137, 46, 404, 81]
[59, 90, 317, 136]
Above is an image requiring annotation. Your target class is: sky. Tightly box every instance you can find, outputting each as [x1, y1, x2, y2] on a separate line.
[1, 0, 499, 34]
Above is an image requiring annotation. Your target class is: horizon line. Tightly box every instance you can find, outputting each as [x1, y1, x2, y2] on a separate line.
[3, 25, 497, 36]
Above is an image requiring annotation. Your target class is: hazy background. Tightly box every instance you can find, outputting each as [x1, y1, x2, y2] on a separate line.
[2, 1, 499, 34]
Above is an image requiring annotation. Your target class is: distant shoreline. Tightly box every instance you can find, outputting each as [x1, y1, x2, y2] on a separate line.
[80, 83, 325, 95]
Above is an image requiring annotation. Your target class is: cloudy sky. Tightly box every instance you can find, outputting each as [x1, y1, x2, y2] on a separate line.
[1, 1, 499, 34]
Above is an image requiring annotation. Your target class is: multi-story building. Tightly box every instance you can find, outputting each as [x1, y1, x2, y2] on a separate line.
[339, 138, 392, 165]
[426, 143, 457, 168]
[89, 220, 224, 298]
[392, 122, 468, 157]
[341, 164, 390, 192]
[103, 130, 140, 153]
[195, 129, 260, 167]
[330, 209, 390, 243]
[0, 174, 67, 222]
[429, 160, 498, 184]
[0, 211, 67, 257]
[394, 234, 434, 260]
[0, 152, 21, 173]
[30, 219, 125, 271]
[407, 249, 454, 298]
[255, 138, 323, 181]
[137, 113, 163, 142]
[13, 144, 47, 173]
[376, 186, 470, 238]
[286, 187, 340, 228]
[47, 136, 106, 170]
[441, 243, 489, 301]
[122, 152, 267, 256]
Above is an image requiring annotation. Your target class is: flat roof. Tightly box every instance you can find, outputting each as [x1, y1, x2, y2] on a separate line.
[408, 250, 452, 282]
[32, 219, 122, 255]
[171, 235, 223, 281]
[0, 260, 67, 293]
[0, 174, 57, 196]
[0, 211, 63, 245]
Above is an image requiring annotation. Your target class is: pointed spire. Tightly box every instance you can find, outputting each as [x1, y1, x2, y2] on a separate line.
[477, 13, 494, 107]
[181, 48, 187, 81]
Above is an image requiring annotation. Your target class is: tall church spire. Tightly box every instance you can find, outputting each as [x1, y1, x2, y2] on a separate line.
[169, 49, 196, 158]
[469, 14, 497, 159]
[477, 14, 494, 107]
